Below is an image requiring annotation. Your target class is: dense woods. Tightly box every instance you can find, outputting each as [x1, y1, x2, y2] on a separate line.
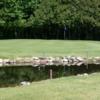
[0, 0, 100, 40]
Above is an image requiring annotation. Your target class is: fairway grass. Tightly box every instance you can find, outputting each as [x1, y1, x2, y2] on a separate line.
[0, 39, 100, 58]
[0, 73, 100, 100]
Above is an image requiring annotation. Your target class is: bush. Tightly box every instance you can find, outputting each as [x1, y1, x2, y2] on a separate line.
[0, 64, 100, 87]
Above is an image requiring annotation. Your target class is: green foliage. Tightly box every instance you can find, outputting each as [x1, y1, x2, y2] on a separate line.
[0, 0, 100, 40]
[0, 64, 100, 86]
[0, 66, 65, 86]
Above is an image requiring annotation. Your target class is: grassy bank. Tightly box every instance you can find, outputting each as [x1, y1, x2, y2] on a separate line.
[0, 39, 100, 58]
[0, 73, 100, 100]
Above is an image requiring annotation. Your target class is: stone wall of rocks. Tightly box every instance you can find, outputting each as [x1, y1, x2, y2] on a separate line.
[0, 56, 100, 67]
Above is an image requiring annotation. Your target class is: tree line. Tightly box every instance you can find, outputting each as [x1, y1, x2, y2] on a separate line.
[0, 0, 100, 40]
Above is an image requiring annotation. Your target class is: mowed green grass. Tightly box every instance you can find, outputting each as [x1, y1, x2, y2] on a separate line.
[0, 39, 100, 58]
[0, 73, 100, 100]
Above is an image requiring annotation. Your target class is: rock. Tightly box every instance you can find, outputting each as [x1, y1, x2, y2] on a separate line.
[0, 59, 3, 66]
[39, 57, 48, 66]
[3, 59, 11, 65]
[76, 62, 83, 66]
[20, 81, 31, 86]
[87, 58, 93, 64]
[77, 57, 84, 61]
[62, 57, 68, 65]
[77, 73, 88, 77]
[32, 57, 40, 67]
[83, 73, 88, 76]
[93, 57, 100, 64]
[46, 57, 54, 65]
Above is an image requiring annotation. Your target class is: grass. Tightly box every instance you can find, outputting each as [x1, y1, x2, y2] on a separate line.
[0, 72, 100, 100]
[0, 39, 100, 58]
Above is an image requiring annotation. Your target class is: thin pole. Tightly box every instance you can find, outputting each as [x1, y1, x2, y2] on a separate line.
[64, 25, 67, 40]
[86, 50, 89, 70]
[50, 69, 53, 79]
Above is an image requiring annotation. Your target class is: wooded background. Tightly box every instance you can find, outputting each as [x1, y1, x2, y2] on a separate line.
[0, 0, 100, 40]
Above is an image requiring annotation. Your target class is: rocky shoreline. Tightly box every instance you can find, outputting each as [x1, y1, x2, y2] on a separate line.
[0, 56, 100, 67]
